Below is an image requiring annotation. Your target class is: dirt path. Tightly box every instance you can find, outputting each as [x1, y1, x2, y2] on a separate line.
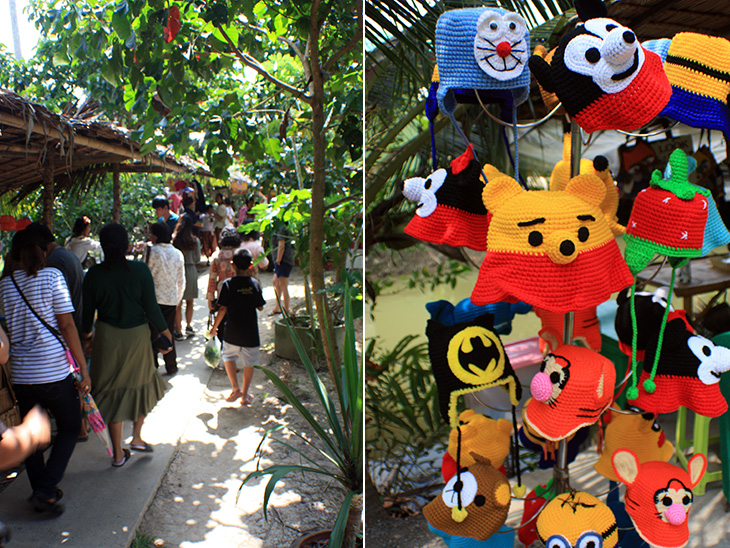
[138, 268, 346, 547]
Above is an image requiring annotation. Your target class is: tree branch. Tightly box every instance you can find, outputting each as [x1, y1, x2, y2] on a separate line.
[214, 24, 312, 103]
[326, 191, 362, 211]
[323, 0, 363, 73]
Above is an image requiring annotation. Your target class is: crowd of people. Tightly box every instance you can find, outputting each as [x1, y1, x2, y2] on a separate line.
[0, 178, 296, 518]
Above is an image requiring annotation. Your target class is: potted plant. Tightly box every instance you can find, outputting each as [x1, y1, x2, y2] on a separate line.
[241, 285, 363, 548]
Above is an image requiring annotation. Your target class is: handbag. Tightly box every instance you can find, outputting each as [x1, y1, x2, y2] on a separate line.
[0, 363, 21, 427]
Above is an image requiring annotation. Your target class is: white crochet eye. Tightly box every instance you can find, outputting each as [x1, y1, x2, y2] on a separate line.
[408, 168, 446, 218]
[545, 535, 572, 548]
[474, 10, 528, 81]
[441, 470, 478, 508]
[689, 335, 730, 385]
[576, 531, 603, 548]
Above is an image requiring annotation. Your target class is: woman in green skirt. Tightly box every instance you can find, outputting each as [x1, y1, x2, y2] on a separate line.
[82, 224, 173, 467]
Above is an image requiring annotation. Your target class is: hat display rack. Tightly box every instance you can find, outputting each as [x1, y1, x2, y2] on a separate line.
[406, 1, 730, 546]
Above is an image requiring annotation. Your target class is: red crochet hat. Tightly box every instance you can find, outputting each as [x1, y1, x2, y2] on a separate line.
[403, 146, 491, 251]
[535, 305, 602, 353]
[613, 450, 707, 548]
[524, 345, 615, 441]
[471, 173, 633, 313]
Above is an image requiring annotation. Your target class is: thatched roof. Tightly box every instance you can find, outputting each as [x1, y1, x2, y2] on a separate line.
[0, 89, 211, 202]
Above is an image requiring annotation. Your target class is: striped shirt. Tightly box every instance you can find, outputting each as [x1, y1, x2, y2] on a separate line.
[0, 269, 74, 384]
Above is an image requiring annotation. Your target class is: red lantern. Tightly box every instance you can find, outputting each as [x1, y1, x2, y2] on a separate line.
[15, 218, 31, 231]
[0, 215, 16, 231]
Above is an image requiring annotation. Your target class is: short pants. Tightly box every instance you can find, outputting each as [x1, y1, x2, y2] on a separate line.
[221, 342, 260, 367]
[274, 261, 293, 278]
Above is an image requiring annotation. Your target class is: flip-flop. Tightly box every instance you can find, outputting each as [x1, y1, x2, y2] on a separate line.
[242, 393, 256, 406]
[129, 442, 154, 453]
[225, 390, 242, 402]
[112, 448, 131, 468]
[267, 311, 281, 317]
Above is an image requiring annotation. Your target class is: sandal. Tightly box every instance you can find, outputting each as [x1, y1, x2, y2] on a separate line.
[29, 494, 64, 516]
[112, 448, 131, 468]
[225, 390, 242, 402]
[242, 393, 256, 406]
[129, 441, 154, 453]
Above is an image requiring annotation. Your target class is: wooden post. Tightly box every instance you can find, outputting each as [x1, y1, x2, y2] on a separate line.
[42, 153, 54, 230]
[112, 163, 121, 223]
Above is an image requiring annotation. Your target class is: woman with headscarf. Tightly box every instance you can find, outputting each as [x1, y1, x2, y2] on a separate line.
[81, 224, 171, 467]
[0, 228, 89, 515]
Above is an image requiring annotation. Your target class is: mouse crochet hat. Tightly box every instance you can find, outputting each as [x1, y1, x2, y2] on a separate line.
[423, 453, 511, 543]
[426, 312, 521, 428]
[471, 173, 633, 313]
[536, 491, 618, 548]
[524, 344, 615, 441]
[613, 450, 707, 548]
[403, 146, 491, 251]
[528, 0, 671, 133]
[435, 7, 530, 115]
[594, 410, 674, 482]
[426, 298, 531, 335]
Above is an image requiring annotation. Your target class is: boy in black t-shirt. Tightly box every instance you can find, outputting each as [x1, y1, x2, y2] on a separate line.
[209, 249, 265, 405]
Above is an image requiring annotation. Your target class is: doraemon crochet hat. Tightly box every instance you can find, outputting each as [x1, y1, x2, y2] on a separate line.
[426, 312, 521, 428]
[471, 173, 633, 313]
[403, 146, 491, 251]
[594, 410, 674, 482]
[528, 0, 671, 133]
[524, 345, 615, 441]
[613, 450, 707, 548]
[435, 7, 530, 116]
[426, 298, 531, 335]
[536, 491, 618, 548]
[624, 149, 709, 276]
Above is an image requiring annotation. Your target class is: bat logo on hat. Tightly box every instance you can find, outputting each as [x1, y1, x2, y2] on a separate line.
[447, 326, 505, 385]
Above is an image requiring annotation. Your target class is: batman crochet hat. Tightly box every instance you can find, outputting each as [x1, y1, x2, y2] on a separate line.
[426, 312, 521, 428]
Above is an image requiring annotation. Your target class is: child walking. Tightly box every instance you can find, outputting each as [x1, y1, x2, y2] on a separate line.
[209, 249, 265, 405]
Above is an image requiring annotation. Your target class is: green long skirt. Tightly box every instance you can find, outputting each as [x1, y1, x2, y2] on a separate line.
[89, 321, 167, 423]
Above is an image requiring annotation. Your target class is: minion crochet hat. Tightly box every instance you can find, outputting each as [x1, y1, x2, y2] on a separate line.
[435, 7, 530, 116]
[536, 491, 618, 548]
[403, 146, 491, 251]
[613, 450, 707, 548]
[426, 312, 521, 428]
[524, 345, 615, 441]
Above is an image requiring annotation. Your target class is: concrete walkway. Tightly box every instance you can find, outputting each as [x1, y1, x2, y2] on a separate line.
[0, 267, 306, 547]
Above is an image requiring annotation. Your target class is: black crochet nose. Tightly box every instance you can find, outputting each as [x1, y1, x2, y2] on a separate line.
[560, 240, 575, 256]
[623, 31, 635, 44]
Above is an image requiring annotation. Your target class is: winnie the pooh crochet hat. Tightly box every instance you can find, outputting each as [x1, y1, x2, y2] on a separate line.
[536, 491, 618, 548]
[613, 450, 707, 548]
[471, 173, 633, 313]
[403, 146, 491, 251]
[594, 410, 674, 482]
[524, 345, 615, 441]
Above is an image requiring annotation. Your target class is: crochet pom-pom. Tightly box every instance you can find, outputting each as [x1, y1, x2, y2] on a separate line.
[643, 378, 656, 393]
[627, 386, 639, 400]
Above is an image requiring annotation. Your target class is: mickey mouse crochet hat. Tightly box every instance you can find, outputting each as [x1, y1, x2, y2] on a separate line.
[613, 450, 707, 548]
[524, 345, 615, 441]
[403, 146, 491, 251]
[536, 491, 618, 548]
[435, 7, 530, 116]
[528, 0, 671, 133]
[471, 173, 633, 313]
[426, 312, 521, 428]
[426, 298, 531, 335]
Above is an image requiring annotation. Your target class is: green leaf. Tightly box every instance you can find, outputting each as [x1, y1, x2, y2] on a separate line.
[53, 50, 70, 67]
[112, 10, 132, 41]
[263, 137, 282, 159]
[100, 61, 118, 85]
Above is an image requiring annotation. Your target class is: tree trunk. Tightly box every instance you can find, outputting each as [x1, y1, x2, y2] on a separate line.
[343, 493, 363, 548]
[42, 154, 54, 230]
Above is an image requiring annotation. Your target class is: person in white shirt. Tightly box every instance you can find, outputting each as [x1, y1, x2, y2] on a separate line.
[66, 216, 102, 269]
[239, 228, 269, 275]
[143, 223, 185, 375]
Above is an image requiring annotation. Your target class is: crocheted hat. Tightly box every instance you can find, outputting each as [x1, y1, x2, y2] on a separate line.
[613, 450, 707, 548]
[426, 313, 521, 428]
[536, 491, 618, 548]
[435, 7, 530, 115]
[441, 410, 512, 482]
[624, 149, 709, 276]
[426, 298, 531, 336]
[427, 523, 514, 548]
[631, 316, 730, 417]
[528, 0, 671, 133]
[471, 173, 633, 313]
[594, 410, 674, 482]
[423, 453, 511, 541]
[524, 345, 615, 441]
[643, 33, 730, 141]
[693, 185, 730, 255]
[403, 146, 490, 251]
[534, 306, 602, 353]
[518, 417, 589, 469]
